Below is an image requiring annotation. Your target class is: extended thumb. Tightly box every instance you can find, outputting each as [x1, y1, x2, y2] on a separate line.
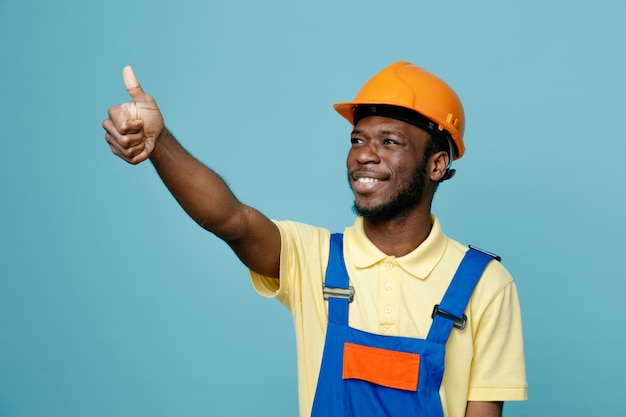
[123, 65, 146, 100]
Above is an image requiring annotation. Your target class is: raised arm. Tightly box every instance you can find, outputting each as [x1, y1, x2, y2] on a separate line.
[102, 66, 280, 278]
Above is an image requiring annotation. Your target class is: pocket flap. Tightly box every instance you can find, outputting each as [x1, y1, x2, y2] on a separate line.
[342, 342, 420, 391]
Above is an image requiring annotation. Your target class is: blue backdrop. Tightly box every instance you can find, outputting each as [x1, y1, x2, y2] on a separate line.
[1, 0, 625, 416]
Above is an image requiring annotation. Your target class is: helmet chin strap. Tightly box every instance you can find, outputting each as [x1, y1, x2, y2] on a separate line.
[441, 168, 456, 182]
[439, 137, 456, 182]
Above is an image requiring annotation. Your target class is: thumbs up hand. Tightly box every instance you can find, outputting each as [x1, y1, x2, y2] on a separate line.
[103, 66, 165, 164]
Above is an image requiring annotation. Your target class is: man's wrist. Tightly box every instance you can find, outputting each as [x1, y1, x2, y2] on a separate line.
[150, 126, 171, 161]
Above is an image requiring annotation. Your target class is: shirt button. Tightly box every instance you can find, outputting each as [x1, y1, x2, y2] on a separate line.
[385, 263, 393, 270]
[384, 305, 392, 313]
[385, 283, 393, 290]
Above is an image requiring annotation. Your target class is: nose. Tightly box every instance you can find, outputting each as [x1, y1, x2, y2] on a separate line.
[353, 142, 381, 165]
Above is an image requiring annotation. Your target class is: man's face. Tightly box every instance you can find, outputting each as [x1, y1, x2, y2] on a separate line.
[347, 116, 431, 222]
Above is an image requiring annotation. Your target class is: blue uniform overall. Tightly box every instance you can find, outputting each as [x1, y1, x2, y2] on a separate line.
[311, 233, 498, 417]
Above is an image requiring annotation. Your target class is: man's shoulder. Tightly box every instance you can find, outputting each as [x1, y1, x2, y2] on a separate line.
[439, 230, 515, 291]
[272, 219, 329, 234]
[271, 220, 332, 251]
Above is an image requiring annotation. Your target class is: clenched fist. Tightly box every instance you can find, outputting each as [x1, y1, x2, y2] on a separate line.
[102, 66, 165, 164]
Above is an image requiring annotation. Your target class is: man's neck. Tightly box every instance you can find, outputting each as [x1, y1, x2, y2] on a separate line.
[362, 207, 433, 257]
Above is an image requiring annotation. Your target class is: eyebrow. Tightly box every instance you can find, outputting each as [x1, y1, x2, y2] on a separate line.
[351, 129, 407, 138]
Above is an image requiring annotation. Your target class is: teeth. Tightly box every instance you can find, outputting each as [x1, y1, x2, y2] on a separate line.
[357, 177, 378, 183]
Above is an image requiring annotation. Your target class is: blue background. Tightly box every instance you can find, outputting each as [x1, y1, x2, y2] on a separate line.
[1, 0, 625, 416]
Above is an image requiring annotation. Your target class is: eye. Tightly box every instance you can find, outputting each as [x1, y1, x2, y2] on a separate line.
[350, 137, 364, 145]
[382, 138, 399, 145]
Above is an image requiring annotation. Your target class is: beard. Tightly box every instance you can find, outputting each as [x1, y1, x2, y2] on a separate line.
[350, 160, 428, 223]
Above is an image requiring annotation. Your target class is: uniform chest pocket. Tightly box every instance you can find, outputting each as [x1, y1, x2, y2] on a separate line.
[342, 342, 420, 391]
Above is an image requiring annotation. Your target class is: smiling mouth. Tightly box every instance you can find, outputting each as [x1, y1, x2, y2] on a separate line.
[352, 170, 387, 182]
[350, 172, 387, 193]
[356, 177, 380, 184]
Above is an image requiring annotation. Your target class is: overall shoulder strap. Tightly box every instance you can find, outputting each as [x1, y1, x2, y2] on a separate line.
[427, 246, 500, 345]
[323, 233, 352, 325]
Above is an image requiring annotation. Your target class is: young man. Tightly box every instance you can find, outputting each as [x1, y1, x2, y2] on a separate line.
[103, 62, 527, 417]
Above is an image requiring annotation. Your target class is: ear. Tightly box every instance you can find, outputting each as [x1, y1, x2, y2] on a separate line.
[428, 151, 450, 182]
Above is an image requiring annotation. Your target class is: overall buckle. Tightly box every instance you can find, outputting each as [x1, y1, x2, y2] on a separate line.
[323, 285, 355, 302]
[432, 305, 467, 330]
[468, 245, 501, 262]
